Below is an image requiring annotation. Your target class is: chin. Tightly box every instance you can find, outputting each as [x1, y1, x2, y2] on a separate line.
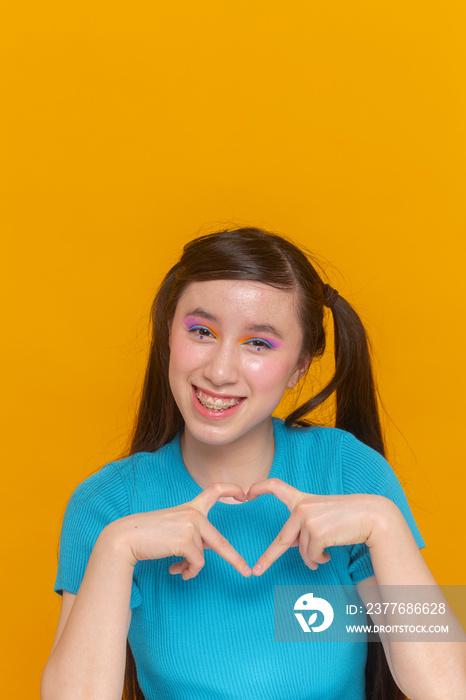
[187, 424, 241, 447]
[184, 411, 274, 450]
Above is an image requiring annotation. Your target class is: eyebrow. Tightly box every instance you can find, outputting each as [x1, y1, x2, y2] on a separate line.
[184, 308, 284, 340]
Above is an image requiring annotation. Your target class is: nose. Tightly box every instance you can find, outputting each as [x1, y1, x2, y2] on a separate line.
[202, 341, 240, 387]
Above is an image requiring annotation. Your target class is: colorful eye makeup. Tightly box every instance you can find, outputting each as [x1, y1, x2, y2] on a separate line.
[238, 336, 282, 350]
[184, 316, 282, 350]
[184, 317, 219, 339]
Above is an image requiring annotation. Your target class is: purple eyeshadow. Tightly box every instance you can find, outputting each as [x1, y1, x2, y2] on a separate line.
[183, 317, 282, 348]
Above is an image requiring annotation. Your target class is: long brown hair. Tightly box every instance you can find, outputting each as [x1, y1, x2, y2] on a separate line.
[122, 227, 404, 700]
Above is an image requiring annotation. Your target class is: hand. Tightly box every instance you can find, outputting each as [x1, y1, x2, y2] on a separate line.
[246, 478, 391, 575]
[106, 482, 252, 580]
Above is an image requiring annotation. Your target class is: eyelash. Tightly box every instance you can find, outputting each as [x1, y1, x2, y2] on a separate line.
[245, 338, 274, 350]
[188, 326, 216, 340]
[187, 326, 274, 350]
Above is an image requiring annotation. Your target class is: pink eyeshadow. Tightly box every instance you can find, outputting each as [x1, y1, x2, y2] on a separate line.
[184, 317, 219, 337]
[184, 317, 283, 348]
[238, 335, 283, 348]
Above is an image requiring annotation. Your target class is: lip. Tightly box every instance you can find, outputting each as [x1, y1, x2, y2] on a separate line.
[191, 385, 246, 420]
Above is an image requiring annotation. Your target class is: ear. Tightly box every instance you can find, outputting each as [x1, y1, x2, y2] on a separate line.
[286, 353, 312, 389]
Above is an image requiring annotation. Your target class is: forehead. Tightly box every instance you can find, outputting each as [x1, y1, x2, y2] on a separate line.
[175, 279, 302, 332]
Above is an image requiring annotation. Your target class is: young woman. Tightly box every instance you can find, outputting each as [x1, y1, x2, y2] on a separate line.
[41, 227, 465, 700]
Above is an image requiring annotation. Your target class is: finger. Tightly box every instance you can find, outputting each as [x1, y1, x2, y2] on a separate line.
[246, 478, 304, 512]
[170, 559, 199, 581]
[191, 482, 247, 516]
[298, 528, 314, 570]
[174, 556, 205, 580]
[184, 531, 207, 579]
[169, 559, 189, 575]
[200, 519, 252, 577]
[183, 559, 203, 580]
[168, 541, 205, 579]
[252, 517, 301, 576]
[169, 528, 205, 575]
[306, 532, 332, 565]
[308, 545, 331, 566]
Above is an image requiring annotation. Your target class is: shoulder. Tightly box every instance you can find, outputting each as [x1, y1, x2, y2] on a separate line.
[336, 431, 402, 496]
[273, 419, 425, 548]
[273, 418, 350, 492]
[68, 440, 178, 499]
[61, 450, 156, 528]
[63, 438, 180, 520]
[276, 418, 386, 462]
[273, 418, 397, 490]
[65, 452, 148, 507]
[274, 417, 348, 457]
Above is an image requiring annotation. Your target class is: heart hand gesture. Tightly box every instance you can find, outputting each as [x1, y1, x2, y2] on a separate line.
[109, 482, 252, 580]
[246, 478, 389, 575]
[167, 482, 252, 580]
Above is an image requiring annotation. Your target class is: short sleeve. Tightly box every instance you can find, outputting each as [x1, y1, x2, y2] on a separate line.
[54, 464, 142, 609]
[340, 432, 426, 584]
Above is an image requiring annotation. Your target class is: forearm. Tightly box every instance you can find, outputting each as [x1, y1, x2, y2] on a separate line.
[366, 499, 466, 699]
[41, 526, 135, 700]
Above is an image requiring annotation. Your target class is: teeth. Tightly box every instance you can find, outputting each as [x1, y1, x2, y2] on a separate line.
[195, 389, 242, 411]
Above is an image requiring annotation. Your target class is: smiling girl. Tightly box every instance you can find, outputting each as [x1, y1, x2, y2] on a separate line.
[41, 227, 465, 700]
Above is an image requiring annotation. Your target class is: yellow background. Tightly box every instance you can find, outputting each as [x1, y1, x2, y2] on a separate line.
[2, 1, 465, 696]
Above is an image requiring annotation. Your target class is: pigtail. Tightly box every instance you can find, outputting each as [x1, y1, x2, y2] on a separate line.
[285, 293, 385, 457]
[287, 288, 404, 700]
[331, 296, 404, 699]
[331, 295, 385, 456]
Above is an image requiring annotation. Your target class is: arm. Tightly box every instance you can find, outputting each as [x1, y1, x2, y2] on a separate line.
[356, 500, 466, 700]
[42, 483, 252, 700]
[247, 480, 466, 700]
[41, 531, 134, 700]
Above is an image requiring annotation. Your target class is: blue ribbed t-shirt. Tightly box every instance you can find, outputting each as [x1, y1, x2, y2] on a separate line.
[55, 418, 425, 699]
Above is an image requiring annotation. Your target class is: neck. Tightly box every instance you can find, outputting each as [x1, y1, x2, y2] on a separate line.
[180, 418, 275, 502]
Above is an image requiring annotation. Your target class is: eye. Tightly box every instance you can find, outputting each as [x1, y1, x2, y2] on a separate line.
[187, 325, 216, 340]
[243, 338, 274, 351]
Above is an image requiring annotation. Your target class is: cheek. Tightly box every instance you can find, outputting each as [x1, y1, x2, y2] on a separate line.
[169, 336, 208, 373]
[244, 356, 294, 391]
[169, 336, 190, 371]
